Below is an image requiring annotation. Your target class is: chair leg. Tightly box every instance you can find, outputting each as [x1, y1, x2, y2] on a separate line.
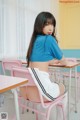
[46, 107, 52, 120]
[56, 104, 66, 120]
[62, 105, 66, 120]
[32, 103, 34, 114]
[18, 97, 27, 114]
[35, 113, 38, 120]
[26, 101, 29, 112]
[56, 105, 63, 120]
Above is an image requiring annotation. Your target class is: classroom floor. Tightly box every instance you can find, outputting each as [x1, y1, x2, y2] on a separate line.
[0, 85, 80, 120]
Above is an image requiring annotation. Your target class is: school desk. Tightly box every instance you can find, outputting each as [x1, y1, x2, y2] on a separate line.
[0, 75, 28, 120]
[50, 61, 80, 120]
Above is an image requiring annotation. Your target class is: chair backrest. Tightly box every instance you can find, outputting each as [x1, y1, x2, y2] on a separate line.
[11, 66, 50, 107]
[11, 66, 41, 102]
[2, 59, 22, 75]
[11, 66, 35, 86]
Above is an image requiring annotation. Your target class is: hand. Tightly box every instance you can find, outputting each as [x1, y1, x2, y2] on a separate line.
[53, 60, 60, 64]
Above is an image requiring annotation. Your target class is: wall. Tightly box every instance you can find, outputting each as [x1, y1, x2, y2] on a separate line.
[51, 0, 60, 38]
[59, 2, 80, 49]
[51, 1, 80, 58]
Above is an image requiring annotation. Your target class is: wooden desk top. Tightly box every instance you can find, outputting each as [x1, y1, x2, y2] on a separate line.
[0, 75, 28, 93]
[50, 61, 80, 68]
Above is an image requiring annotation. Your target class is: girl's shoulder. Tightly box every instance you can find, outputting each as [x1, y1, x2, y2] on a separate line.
[46, 35, 56, 44]
[37, 35, 56, 44]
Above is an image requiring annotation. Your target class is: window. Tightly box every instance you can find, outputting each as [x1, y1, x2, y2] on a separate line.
[0, 0, 51, 59]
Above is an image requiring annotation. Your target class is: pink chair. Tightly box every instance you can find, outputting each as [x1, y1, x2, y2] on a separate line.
[1, 58, 30, 113]
[2, 59, 22, 75]
[11, 66, 67, 120]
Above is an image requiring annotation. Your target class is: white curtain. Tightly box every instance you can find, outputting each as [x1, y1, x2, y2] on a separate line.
[0, 0, 51, 59]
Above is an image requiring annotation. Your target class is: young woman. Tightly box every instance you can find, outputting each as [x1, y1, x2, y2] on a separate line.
[21, 12, 68, 119]
[26, 11, 68, 97]
[25, 12, 68, 119]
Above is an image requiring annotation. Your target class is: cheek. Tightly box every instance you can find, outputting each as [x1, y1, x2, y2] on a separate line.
[43, 28, 47, 33]
[51, 26, 54, 31]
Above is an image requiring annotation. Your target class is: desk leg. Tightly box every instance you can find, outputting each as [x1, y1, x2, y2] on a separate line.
[68, 68, 72, 120]
[13, 89, 20, 120]
[75, 67, 77, 113]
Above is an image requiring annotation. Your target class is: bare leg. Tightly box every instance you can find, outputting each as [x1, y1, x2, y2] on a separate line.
[20, 86, 27, 99]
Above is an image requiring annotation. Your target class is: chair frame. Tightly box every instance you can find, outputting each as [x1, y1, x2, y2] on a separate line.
[11, 66, 67, 120]
[1, 59, 28, 113]
[2, 59, 22, 75]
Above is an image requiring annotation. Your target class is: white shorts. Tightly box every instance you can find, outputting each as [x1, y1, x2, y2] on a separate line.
[28, 68, 60, 101]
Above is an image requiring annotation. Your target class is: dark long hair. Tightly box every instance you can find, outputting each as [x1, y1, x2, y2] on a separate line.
[26, 12, 58, 66]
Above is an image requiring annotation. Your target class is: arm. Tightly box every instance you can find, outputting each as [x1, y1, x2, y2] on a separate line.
[58, 56, 68, 66]
[49, 56, 68, 66]
[46, 36, 71, 66]
[56, 57, 76, 66]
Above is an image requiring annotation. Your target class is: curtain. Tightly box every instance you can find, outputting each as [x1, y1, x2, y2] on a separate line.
[0, 0, 51, 59]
